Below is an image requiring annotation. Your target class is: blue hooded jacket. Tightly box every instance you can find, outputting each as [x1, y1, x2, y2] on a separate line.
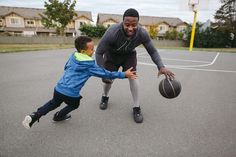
[55, 52, 126, 97]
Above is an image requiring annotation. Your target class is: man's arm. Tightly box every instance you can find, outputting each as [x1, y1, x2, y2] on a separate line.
[140, 29, 164, 69]
[143, 40, 165, 70]
[141, 29, 175, 79]
[95, 27, 114, 67]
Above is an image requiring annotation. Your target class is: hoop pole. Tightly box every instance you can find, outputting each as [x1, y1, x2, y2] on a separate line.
[189, 10, 197, 52]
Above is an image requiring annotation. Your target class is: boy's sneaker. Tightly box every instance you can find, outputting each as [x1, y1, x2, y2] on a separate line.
[133, 107, 143, 123]
[22, 112, 39, 129]
[53, 111, 71, 122]
[99, 96, 109, 110]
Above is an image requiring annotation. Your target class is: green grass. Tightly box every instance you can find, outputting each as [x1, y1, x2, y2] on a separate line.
[0, 44, 236, 53]
[0, 44, 74, 53]
[157, 47, 236, 53]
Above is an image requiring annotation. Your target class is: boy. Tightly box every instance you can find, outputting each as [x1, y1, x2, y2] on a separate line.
[22, 36, 136, 129]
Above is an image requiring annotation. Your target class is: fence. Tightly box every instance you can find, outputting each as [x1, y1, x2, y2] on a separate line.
[0, 36, 185, 47]
[0, 36, 74, 44]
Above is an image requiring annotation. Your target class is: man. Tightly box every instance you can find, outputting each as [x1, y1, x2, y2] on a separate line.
[95, 8, 175, 123]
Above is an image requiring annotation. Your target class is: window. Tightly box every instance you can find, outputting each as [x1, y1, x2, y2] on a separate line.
[0, 19, 3, 26]
[160, 26, 163, 31]
[178, 26, 186, 32]
[159, 26, 166, 31]
[10, 18, 20, 25]
[27, 20, 34, 25]
[26, 20, 35, 27]
[80, 22, 85, 26]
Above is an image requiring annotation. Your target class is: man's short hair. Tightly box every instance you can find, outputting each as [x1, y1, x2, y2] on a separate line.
[75, 36, 92, 52]
[123, 8, 139, 20]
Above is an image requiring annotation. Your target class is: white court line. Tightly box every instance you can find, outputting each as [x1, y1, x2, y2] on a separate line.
[137, 52, 147, 56]
[139, 56, 211, 63]
[138, 62, 236, 73]
[169, 52, 219, 68]
[139, 52, 220, 68]
[138, 53, 236, 73]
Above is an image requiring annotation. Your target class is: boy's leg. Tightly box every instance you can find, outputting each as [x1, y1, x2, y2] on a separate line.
[22, 90, 63, 129]
[53, 96, 82, 121]
[36, 90, 64, 117]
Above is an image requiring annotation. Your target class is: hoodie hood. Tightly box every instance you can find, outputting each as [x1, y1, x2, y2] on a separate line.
[66, 52, 95, 71]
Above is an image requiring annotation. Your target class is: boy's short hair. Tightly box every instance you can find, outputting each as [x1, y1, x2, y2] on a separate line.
[75, 36, 92, 52]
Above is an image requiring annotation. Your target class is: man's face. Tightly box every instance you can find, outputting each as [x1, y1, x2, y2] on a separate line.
[123, 16, 139, 37]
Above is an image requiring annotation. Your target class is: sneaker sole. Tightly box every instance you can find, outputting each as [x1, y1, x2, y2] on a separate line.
[22, 115, 32, 129]
[99, 103, 108, 110]
[52, 116, 71, 122]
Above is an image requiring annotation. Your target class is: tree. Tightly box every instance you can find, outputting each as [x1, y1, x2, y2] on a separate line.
[40, 0, 77, 36]
[214, 0, 236, 47]
[148, 25, 158, 39]
[184, 22, 231, 48]
[164, 29, 183, 40]
[79, 24, 107, 38]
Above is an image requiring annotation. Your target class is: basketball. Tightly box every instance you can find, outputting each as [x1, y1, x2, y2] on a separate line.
[159, 78, 181, 99]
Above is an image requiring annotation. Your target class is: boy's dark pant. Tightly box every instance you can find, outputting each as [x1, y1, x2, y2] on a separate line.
[37, 89, 82, 118]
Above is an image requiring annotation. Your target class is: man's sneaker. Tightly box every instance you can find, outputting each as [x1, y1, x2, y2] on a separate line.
[53, 111, 71, 122]
[99, 96, 109, 110]
[133, 107, 143, 123]
[22, 112, 39, 129]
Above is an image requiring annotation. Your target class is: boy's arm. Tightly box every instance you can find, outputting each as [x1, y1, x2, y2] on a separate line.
[89, 63, 125, 79]
[89, 64, 137, 80]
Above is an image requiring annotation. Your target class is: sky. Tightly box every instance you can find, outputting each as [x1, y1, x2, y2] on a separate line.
[0, 0, 222, 24]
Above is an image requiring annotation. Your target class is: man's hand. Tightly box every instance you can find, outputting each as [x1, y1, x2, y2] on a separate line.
[125, 67, 137, 79]
[158, 67, 175, 79]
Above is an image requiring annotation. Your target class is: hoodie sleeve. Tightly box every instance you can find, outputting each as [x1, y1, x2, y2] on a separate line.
[88, 63, 125, 79]
[95, 26, 115, 67]
[141, 28, 165, 70]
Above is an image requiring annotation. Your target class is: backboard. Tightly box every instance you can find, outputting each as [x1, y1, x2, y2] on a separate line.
[188, 0, 199, 11]
[179, 0, 210, 11]
[188, 0, 199, 6]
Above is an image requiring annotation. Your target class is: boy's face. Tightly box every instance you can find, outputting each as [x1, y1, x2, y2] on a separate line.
[123, 16, 138, 37]
[85, 41, 94, 57]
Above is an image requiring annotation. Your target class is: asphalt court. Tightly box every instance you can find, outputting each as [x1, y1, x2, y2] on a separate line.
[137, 48, 236, 73]
[0, 48, 236, 157]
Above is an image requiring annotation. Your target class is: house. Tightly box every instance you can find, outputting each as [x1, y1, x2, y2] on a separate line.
[0, 6, 93, 36]
[97, 13, 188, 39]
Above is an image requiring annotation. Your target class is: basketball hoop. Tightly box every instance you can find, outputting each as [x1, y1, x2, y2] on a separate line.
[179, 0, 210, 51]
[188, 0, 199, 12]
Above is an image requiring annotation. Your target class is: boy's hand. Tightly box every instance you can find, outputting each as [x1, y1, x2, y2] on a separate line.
[125, 67, 137, 79]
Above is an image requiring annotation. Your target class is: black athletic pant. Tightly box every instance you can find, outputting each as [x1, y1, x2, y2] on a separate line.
[37, 89, 82, 118]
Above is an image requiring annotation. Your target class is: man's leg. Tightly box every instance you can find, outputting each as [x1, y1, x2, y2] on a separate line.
[100, 79, 113, 110]
[129, 78, 140, 108]
[102, 79, 112, 97]
[123, 52, 143, 123]
[128, 78, 143, 123]
[100, 61, 118, 110]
